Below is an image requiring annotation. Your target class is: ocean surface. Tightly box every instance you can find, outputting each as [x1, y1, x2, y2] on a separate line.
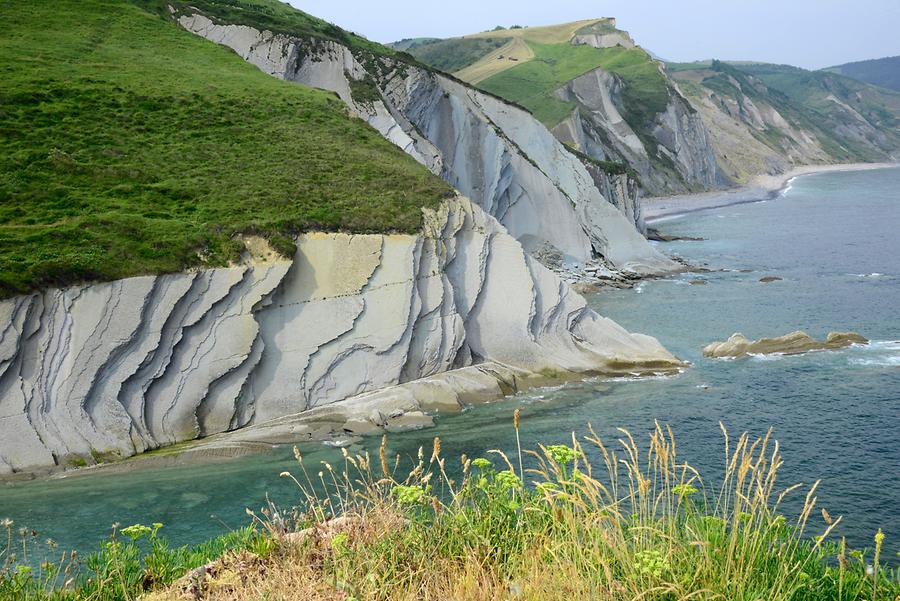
[2, 166, 899, 561]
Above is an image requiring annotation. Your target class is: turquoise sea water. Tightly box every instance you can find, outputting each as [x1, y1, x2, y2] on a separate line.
[2, 167, 899, 560]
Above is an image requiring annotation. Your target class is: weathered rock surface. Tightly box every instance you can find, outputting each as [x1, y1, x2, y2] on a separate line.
[670, 66, 900, 186]
[551, 67, 726, 196]
[703, 331, 868, 358]
[0, 199, 681, 476]
[176, 13, 676, 274]
[581, 163, 646, 234]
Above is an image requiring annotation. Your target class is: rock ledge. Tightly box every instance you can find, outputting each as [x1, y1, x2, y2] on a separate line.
[703, 331, 868, 358]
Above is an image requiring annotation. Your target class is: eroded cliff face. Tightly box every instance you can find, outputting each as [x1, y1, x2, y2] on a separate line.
[0, 199, 679, 476]
[581, 166, 645, 235]
[669, 64, 900, 184]
[177, 13, 675, 274]
[674, 74, 832, 183]
[552, 66, 725, 196]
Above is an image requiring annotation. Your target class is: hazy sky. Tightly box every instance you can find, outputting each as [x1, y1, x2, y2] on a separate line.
[289, 0, 900, 70]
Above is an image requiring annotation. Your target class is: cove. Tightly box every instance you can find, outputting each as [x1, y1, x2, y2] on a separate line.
[2, 167, 899, 559]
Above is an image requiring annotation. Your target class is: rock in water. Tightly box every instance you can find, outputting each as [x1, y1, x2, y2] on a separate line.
[824, 332, 870, 346]
[703, 331, 868, 358]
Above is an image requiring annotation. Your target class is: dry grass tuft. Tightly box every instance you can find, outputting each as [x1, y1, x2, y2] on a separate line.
[6, 420, 898, 600]
[153, 420, 900, 600]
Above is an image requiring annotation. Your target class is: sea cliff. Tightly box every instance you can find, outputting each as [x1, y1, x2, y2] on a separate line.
[0, 199, 679, 476]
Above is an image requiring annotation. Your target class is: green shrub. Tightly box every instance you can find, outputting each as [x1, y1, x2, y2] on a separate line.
[6, 422, 899, 599]
[0, 521, 264, 600]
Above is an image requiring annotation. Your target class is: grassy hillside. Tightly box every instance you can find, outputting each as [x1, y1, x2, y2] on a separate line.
[396, 37, 508, 73]
[0, 0, 452, 297]
[741, 63, 897, 108]
[671, 60, 900, 164]
[401, 21, 669, 132]
[141, 0, 392, 56]
[405, 20, 604, 85]
[825, 56, 900, 92]
[737, 63, 900, 152]
[479, 43, 668, 128]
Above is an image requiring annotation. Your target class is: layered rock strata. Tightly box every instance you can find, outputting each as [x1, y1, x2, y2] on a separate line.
[551, 67, 725, 196]
[703, 331, 868, 358]
[0, 200, 680, 476]
[177, 13, 675, 274]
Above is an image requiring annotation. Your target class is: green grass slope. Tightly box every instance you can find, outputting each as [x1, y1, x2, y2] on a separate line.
[0, 0, 452, 297]
[825, 56, 900, 92]
[399, 20, 669, 131]
[144, 0, 392, 56]
[478, 42, 668, 128]
[397, 37, 508, 73]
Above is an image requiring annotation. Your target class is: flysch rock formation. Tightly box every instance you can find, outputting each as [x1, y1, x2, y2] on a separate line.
[0, 199, 681, 477]
[176, 13, 676, 275]
[551, 62, 725, 196]
[703, 331, 868, 358]
[674, 76, 831, 184]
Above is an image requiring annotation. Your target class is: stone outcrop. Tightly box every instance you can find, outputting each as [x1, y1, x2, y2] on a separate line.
[0, 199, 681, 476]
[581, 162, 646, 234]
[552, 68, 725, 196]
[703, 331, 868, 358]
[571, 19, 636, 50]
[176, 13, 676, 274]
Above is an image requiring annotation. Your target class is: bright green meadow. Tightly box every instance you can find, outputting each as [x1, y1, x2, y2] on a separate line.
[0, 0, 451, 297]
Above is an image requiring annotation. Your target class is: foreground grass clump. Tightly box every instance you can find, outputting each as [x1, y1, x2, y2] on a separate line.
[0, 522, 270, 600]
[0, 0, 452, 297]
[4, 420, 898, 600]
[245, 422, 897, 600]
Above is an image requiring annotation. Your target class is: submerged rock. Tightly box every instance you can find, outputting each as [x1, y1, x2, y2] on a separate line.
[703, 331, 868, 358]
[646, 228, 705, 242]
[759, 276, 784, 283]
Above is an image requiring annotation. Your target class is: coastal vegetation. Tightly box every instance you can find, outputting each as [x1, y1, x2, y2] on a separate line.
[669, 59, 900, 164]
[3, 421, 898, 600]
[478, 42, 669, 128]
[399, 38, 509, 73]
[825, 56, 900, 92]
[0, 0, 451, 297]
